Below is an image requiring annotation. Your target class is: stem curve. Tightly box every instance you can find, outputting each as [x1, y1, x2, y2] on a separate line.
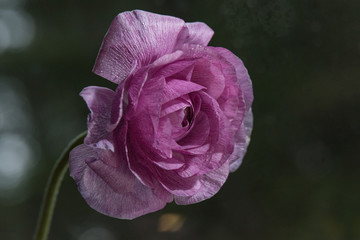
[33, 131, 87, 240]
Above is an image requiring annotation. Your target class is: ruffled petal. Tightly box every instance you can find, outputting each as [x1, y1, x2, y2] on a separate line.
[229, 109, 253, 172]
[69, 144, 172, 219]
[175, 161, 229, 204]
[185, 22, 214, 46]
[211, 47, 253, 111]
[80, 86, 115, 151]
[93, 10, 188, 84]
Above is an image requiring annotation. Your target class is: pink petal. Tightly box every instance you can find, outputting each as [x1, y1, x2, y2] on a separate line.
[185, 22, 214, 46]
[191, 59, 226, 99]
[126, 73, 166, 139]
[175, 161, 229, 204]
[69, 144, 172, 219]
[93, 10, 188, 84]
[160, 98, 190, 118]
[80, 86, 115, 151]
[175, 143, 211, 155]
[229, 109, 253, 172]
[156, 168, 202, 196]
[170, 64, 195, 81]
[151, 157, 184, 170]
[162, 79, 205, 103]
[175, 155, 204, 178]
[108, 83, 125, 132]
[176, 92, 233, 177]
[177, 111, 210, 146]
[211, 47, 253, 111]
[126, 50, 183, 111]
[208, 47, 253, 170]
[125, 132, 157, 188]
[157, 59, 195, 80]
[126, 114, 201, 196]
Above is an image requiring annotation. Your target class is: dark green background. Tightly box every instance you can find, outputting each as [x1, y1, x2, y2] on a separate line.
[0, 0, 359, 239]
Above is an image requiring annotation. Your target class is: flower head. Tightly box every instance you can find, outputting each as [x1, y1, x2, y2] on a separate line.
[69, 10, 253, 219]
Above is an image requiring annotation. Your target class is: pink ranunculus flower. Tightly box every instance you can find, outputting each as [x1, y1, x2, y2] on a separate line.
[69, 10, 253, 219]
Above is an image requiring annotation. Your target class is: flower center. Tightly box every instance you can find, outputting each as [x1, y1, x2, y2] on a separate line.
[181, 107, 193, 127]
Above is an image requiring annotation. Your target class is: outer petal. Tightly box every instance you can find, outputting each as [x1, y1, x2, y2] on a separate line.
[175, 161, 229, 204]
[211, 47, 253, 111]
[69, 144, 172, 219]
[229, 109, 253, 172]
[80, 86, 115, 151]
[210, 47, 253, 170]
[93, 10, 188, 84]
[185, 22, 214, 46]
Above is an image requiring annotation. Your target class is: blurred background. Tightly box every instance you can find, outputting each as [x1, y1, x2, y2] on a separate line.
[0, 0, 359, 239]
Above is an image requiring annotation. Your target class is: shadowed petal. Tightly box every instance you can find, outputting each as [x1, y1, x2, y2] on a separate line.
[80, 86, 115, 151]
[108, 83, 125, 132]
[156, 168, 201, 196]
[175, 161, 229, 204]
[93, 10, 188, 84]
[69, 144, 172, 219]
[229, 109, 253, 172]
[177, 111, 210, 147]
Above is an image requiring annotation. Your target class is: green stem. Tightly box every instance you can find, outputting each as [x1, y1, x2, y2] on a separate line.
[33, 131, 87, 240]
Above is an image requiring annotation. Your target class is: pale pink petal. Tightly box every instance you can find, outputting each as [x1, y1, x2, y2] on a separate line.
[151, 157, 184, 170]
[229, 109, 253, 172]
[93, 10, 188, 84]
[160, 98, 190, 118]
[185, 22, 214, 46]
[175, 161, 229, 204]
[80, 86, 115, 151]
[69, 144, 172, 219]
